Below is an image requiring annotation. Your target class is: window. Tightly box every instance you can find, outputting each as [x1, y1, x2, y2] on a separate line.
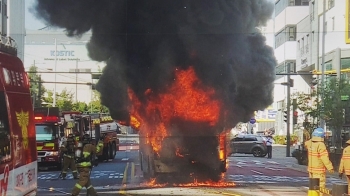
[274, 25, 297, 48]
[35, 125, 55, 141]
[0, 92, 11, 163]
[332, 17, 335, 31]
[3, 3, 6, 17]
[275, 0, 309, 17]
[328, 0, 334, 9]
[244, 137, 257, 142]
[305, 34, 309, 53]
[310, 1, 315, 21]
[233, 138, 243, 142]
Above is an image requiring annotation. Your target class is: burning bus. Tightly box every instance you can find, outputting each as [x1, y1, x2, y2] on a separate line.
[33, 0, 276, 185]
[129, 67, 230, 182]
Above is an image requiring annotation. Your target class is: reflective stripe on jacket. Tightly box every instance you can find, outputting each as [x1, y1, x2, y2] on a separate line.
[76, 142, 103, 168]
[339, 140, 350, 175]
[304, 137, 333, 174]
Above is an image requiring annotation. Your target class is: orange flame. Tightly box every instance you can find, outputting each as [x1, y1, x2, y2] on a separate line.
[143, 178, 235, 188]
[128, 66, 221, 152]
[175, 148, 184, 158]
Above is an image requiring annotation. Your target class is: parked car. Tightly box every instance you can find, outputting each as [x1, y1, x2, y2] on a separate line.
[230, 134, 268, 157]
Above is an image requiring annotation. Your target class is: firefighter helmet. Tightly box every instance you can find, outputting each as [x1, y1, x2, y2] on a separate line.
[67, 133, 74, 139]
[312, 127, 325, 138]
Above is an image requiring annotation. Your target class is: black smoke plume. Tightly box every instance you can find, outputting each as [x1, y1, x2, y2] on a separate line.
[33, 0, 276, 126]
[33, 0, 276, 182]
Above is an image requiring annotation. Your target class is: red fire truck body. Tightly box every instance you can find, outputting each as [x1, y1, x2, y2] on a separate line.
[34, 107, 62, 169]
[88, 115, 120, 161]
[0, 36, 37, 195]
[60, 112, 120, 161]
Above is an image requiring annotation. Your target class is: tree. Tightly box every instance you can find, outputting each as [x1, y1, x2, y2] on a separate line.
[88, 90, 109, 113]
[28, 65, 46, 107]
[73, 102, 88, 112]
[42, 89, 75, 111]
[293, 76, 350, 148]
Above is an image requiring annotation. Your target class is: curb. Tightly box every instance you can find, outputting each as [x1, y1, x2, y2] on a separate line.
[287, 162, 347, 181]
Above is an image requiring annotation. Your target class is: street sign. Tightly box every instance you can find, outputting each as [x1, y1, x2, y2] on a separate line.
[249, 118, 256, 124]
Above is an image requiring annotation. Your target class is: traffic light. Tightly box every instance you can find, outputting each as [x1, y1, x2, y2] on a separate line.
[289, 78, 294, 87]
[293, 111, 298, 125]
[292, 99, 297, 125]
[283, 110, 288, 123]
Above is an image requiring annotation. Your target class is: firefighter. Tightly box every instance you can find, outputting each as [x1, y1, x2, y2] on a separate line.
[71, 134, 103, 196]
[304, 127, 334, 192]
[60, 133, 78, 180]
[339, 139, 350, 194]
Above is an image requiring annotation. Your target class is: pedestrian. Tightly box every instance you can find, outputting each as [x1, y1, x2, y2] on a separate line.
[339, 139, 350, 194]
[304, 127, 334, 193]
[71, 134, 103, 196]
[266, 135, 274, 159]
[60, 133, 78, 180]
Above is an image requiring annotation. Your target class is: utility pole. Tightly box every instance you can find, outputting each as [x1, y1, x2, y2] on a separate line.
[53, 38, 57, 107]
[75, 60, 78, 103]
[38, 75, 42, 107]
[320, 0, 326, 129]
[286, 62, 291, 157]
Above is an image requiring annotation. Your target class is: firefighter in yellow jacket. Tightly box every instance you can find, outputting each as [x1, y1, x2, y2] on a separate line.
[71, 134, 103, 196]
[339, 139, 350, 194]
[60, 134, 78, 179]
[304, 127, 334, 190]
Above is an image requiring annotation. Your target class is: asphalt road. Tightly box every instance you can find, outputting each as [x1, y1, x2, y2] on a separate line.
[37, 150, 139, 195]
[36, 145, 348, 196]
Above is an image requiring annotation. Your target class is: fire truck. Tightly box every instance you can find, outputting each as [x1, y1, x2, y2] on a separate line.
[0, 35, 37, 195]
[34, 107, 62, 169]
[87, 114, 120, 161]
[61, 112, 120, 161]
[139, 124, 228, 182]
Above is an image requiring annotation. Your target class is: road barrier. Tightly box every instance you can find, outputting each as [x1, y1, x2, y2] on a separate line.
[308, 178, 348, 196]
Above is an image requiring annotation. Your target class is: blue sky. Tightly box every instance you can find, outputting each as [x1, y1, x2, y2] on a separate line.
[25, 0, 47, 30]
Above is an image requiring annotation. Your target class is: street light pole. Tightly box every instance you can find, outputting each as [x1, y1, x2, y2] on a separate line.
[320, 0, 326, 129]
[286, 62, 291, 157]
[53, 38, 57, 107]
[75, 60, 78, 103]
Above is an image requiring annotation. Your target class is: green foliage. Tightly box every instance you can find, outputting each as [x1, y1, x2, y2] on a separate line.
[28, 65, 46, 107]
[42, 89, 75, 111]
[72, 102, 88, 112]
[87, 90, 109, 113]
[292, 76, 350, 130]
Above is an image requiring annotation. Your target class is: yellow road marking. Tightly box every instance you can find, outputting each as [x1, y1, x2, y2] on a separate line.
[118, 162, 130, 194]
[131, 162, 135, 182]
[122, 162, 129, 184]
[205, 189, 242, 196]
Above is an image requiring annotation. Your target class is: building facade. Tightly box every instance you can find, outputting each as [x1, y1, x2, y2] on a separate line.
[272, 0, 310, 135]
[269, 0, 350, 135]
[24, 29, 105, 103]
[0, 0, 25, 61]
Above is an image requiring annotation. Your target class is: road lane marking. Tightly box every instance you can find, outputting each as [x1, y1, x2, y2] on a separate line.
[118, 162, 130, 195]
[265, 167, 282, 171]
[131, 162, 135, 182]
[122, 162, 129, 184]
[251, 170, 263, 175]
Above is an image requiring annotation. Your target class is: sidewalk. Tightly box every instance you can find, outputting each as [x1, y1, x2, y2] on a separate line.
[271, 145, 346, 180]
